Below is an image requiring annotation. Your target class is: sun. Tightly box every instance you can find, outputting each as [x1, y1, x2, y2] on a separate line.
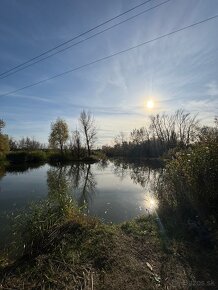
[146, 100, 154, 109]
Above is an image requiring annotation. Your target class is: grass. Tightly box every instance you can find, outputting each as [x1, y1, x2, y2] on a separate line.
[155, 141, 218, 287]
[0, 199, 193, 289]
[7, 151, 47, 164]
[6, 150, 102, 165]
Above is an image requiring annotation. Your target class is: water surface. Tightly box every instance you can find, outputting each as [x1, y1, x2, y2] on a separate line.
[0, 161, 160, 223]
[0, 160, 162, 247]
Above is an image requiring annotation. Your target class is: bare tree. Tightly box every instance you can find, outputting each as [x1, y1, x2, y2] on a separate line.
[70, 129, 82, 159]
[175, 109, 198, 145]
[79, 110, 97, 157]
[149, 110, 199, 148]
[114, 131, 126, 146]
[130, 127, 150, 145]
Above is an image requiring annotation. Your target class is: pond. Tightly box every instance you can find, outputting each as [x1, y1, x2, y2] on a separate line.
[0, 160, 162, 247]
[1, 159, 217, 285]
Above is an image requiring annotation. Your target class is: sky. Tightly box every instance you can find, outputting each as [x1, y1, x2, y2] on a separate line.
[0, 0, 218, 145]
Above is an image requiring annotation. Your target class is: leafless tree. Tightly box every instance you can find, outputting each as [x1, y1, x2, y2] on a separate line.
[114, 131, 128, 146]
[70, 129, 82, 159]
[149, 110, 199, 147]
[175, 109, 199, 145]
[79, 110, 97, 157]
[130, 127, 150, 144]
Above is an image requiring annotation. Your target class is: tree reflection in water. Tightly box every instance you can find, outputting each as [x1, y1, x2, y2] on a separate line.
[112, 159, 163, 198]
[47, 163, 97, 211]
[0, 166, 5, 181]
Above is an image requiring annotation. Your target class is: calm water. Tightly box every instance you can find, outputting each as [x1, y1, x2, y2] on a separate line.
[0, 160, 161, 226]
[1, 160, 217, 283]
[0, 160, 162, 247]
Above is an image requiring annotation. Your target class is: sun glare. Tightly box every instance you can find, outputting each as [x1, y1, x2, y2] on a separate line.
[144, 195, 159, 213]
[146, 100, 154, 109]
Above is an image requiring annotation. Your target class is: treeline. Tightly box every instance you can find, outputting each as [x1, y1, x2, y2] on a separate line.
[103, 109, 218, 159]
[0, 110, 98, 163]
[1, 109, 217, 163]
[8, 137, 46, 151]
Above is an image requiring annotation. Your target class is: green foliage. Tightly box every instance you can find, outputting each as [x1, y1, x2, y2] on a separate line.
[47, 151, 73, 163]
[121, 216, 158, 239]
[49, 118, 69, 153]
[0, 119, 9, 161]
[0, 119, 5, 134]
[15, 199, 77, 256]
[27, 151, 47, 162]
[93, 150, 107, 160]
[0, 135, 9, 158]
[7, 151, 47, 164]
[6, 149, 100, 165]
[2, 199, 164, 289]
[164, 142, 218, 203]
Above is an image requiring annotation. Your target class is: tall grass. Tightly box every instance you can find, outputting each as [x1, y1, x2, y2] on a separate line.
[7, 151, 47, 163]
[163, 142, 218, 205]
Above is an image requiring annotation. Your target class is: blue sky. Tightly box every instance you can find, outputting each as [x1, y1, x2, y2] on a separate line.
[0, 0, 218, 145]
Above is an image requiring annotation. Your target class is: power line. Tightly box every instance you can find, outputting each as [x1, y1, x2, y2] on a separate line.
[1, 14, 217, 98]
[0, 0, 155, 77]
[0, 0, 172, 80]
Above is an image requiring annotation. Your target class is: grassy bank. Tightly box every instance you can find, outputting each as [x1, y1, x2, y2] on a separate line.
[0, 199, 192, 290]
[6, 150, 103, 165]
[1, 139, 217, 289]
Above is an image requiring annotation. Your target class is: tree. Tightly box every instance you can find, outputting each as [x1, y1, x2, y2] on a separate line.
[70, 129, 82, 159]
[49, 118, 69, 154]
[0, 119, 5, 134]
[0, 135, 9, 155]
[0, 119, 9, 156]
[8, 137, 18, 151]
[149, 110, 199, 149]
[79, 110, 97, 157]
[16, 137, 44, 150]
[114, 131, 126, 146]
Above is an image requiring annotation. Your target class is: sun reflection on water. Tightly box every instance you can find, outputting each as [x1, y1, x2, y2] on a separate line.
[144, 194, 159, 213]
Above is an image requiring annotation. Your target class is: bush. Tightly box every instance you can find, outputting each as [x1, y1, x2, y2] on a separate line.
[0, 135, 9, 159]
[7, 151, 28, 163]
[47, 151, 72, 163]
[163, 141, 218, 205]
[27, 151, 47, 162]
[7, 151, 47, 164]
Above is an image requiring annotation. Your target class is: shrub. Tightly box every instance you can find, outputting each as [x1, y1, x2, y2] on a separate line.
[27, 151, 47, 162]
[0, 135, 9, 159]
[163, 141, 218, 205]
[47, 151, 72, 163]
[7, 151, 47, 164]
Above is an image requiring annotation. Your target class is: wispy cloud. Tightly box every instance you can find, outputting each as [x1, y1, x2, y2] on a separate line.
[206, 81, 218, 97]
